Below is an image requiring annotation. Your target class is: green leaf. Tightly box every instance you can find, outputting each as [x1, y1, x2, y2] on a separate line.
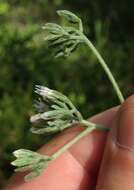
[24, 161, 48, 182]
[42, 23, 65, 35]
[30, 126, 61, 135]
[11, 158, 35, 167]
[24, 170, 41, 181]
[57, 10, 80, 24]
[55, 51, 64, 58]
[14, 165, 34, 172]
[13, 149, 39, 158]
[51, 37, 68, 46]
[44, 34, 61, 41]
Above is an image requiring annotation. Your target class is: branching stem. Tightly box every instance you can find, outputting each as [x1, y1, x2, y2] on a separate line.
[52, 120, 109, 159]
[52, 126, 95, 159]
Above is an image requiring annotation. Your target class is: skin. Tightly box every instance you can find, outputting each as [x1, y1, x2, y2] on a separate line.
[5, 95, 134, 190]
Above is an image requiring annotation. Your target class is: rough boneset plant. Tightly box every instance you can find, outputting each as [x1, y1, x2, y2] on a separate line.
[11, 10, 124, 181]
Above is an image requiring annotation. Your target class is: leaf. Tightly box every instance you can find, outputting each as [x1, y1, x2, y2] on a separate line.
[24, 170, 40, 182]
[24, 161, 49, 182]
[11, 158, 34, 167]
[30, 126, 60, 135]
[55, 51, 64, 58]
[42, 23, 65, 35]
[51, 37, 68, 46]
[12, 149, 51, 161]
[51, 104, 62, 110]
[57, 10, 80, 24]
[44, 34, 61, 41]
[14, 165, 34, 172]
[13, 149, 39, 158]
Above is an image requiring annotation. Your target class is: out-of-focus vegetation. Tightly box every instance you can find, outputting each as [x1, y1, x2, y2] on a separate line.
[0, 0, 133, 188]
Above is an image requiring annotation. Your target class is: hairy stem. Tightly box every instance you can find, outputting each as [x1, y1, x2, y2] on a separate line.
[52, 126, 95, 159]
[52, 121, 108, 159]
[82, 35, 124, 104]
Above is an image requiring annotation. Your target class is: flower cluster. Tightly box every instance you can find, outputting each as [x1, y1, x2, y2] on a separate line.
[42, 10, 84, 58]
[30, 85, 83, 135]
[11, 149, 52, 181]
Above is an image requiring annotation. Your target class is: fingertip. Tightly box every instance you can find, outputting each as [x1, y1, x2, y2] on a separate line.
[96, 95, 134, 190]
[113, 94, 134, 152]
[119, 94, 134, 113]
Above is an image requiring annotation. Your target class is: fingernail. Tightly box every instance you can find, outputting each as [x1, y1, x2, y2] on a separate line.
[113, 95, 134, 151]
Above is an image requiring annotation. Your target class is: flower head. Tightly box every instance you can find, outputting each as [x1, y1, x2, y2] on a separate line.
[30, 85, 83, 135]
[42, 10, 84, 58]
[11, 149, 52, 181]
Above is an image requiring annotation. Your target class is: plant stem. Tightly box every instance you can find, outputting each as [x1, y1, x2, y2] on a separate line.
[80, 120, 109, 132]
[52, 121, 108, 159]
[52, 125, 96, 159]
[82, 35, 124, 104]
[79, 19, 83, 33]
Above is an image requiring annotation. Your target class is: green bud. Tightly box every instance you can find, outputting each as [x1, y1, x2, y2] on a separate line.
[11, 149, 52, 181]
[42, 10, 84, 58]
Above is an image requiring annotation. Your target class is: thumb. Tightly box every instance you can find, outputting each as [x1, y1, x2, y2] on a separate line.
[96, 95, 134, 190]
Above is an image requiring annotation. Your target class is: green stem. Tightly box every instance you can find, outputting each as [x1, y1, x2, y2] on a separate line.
[80, 120, 109, 132]
[52, 126, 96, 159]
[79, 19, 83, 33]
[82, 35, 124, 104]
[52, 121, 108, 159]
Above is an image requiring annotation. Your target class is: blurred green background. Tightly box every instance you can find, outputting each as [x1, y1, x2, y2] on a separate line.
[0, 0, 133, 188]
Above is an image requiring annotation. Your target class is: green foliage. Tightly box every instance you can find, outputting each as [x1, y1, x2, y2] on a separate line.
[0, 2, 9, 15]
[0, 0, 133, 188]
